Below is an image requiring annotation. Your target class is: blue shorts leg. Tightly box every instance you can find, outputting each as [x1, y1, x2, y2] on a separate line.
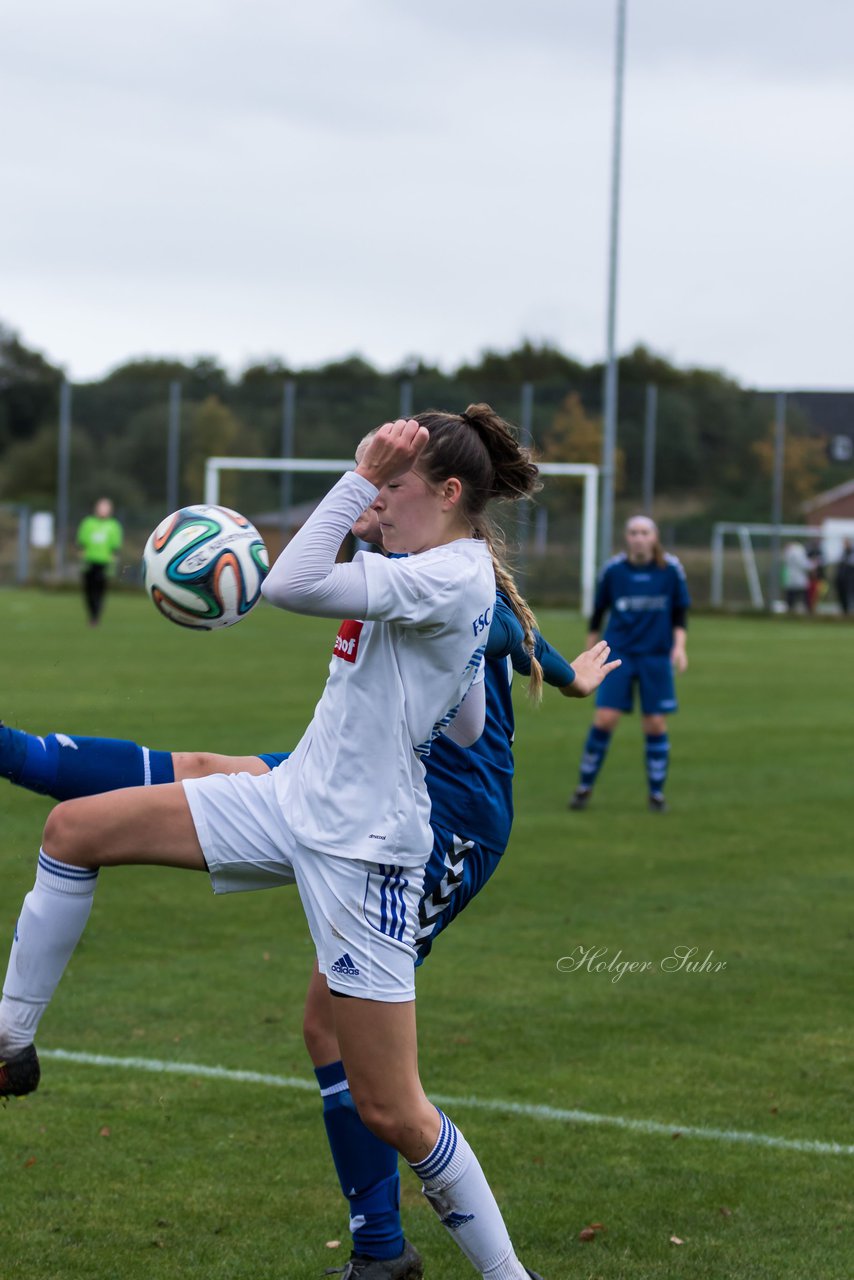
[414, 825, 504, 964]
[638, 655, 678, 715]
[595, 654, 637, 712]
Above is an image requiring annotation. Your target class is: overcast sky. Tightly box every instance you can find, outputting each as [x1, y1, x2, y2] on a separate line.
[2, 0, 853, 388]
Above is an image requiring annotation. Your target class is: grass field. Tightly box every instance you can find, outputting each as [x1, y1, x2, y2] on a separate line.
[1, 590, 852, 1280]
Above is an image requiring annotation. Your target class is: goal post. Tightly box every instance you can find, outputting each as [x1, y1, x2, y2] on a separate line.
[204, 457, 599, 615]
[710, 521, 821, 609]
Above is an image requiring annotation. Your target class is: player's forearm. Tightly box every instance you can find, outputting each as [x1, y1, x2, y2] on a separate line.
[261, 472, 373, 617]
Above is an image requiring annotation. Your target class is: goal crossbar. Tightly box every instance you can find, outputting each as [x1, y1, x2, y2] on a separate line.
[204, 456, 599, 614]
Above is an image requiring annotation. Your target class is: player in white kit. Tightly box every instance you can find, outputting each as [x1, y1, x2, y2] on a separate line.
[0, 409, 547, 1279]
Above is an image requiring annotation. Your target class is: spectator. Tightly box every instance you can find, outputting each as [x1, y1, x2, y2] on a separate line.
[834, 538, 854, 615]
[782, 541, 810, 613]
[806, 542, 825, 614]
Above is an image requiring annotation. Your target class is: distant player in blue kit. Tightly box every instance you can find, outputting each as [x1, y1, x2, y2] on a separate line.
[569, 514, 690, 814]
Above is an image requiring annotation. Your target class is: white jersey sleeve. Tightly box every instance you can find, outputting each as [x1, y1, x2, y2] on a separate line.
[261, 471, 376, 618]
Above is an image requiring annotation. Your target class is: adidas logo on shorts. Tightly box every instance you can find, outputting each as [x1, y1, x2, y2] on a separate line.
[330, 952, 360, 977]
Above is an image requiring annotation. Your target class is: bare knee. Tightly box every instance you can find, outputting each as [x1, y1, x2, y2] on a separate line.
[346, 1084, 437, 1154]
[303, 999, 340, 1067]
[42, 801, 91, 864]
[642, 714, 667, 735]
[594, 708, 621, 732]
[173, 752, 269, 782]
[173, 751, 218, 781]
[348, 1093, 405, 1147]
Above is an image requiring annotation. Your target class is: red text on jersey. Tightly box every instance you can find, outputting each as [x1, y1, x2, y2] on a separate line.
[333, 619, 364, 663]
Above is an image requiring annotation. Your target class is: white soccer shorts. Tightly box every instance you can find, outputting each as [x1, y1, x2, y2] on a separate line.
[182, 768, 424, 1002]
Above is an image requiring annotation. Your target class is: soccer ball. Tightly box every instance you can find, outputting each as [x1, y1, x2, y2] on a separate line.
[142, 505, 270, 630]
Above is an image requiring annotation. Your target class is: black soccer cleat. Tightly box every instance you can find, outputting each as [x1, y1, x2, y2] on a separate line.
[568, 785, 592, 811]
[324, 1239, 424, 1279]
[0, 1044, 41, 1098]
[648, 793, 669, 813]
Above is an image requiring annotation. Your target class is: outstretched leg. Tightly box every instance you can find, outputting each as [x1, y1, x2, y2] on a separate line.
[0, 720, 268, 802]
[0, 785, 206, 1080]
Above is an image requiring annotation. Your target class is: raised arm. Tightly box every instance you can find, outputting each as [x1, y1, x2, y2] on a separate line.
[261, 419, 428, 618]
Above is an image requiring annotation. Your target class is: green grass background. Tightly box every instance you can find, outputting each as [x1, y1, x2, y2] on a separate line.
[1, 591, 852, 1279]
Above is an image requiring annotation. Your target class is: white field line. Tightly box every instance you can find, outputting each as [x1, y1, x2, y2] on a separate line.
[41, 1048, 853, 1158]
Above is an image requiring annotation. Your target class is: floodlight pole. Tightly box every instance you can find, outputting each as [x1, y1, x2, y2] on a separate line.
[280, 379, 297, 518]
[167, 380, 182, 514]
[599, 0, 628, 567]
[642, 382, 658, 514]
[769, 391, 786, 605]
[56, 379, 72, 575]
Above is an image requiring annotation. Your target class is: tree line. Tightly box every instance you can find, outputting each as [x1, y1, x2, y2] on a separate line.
[0, 322, 837, 545]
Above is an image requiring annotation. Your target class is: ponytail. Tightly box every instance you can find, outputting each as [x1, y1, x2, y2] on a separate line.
[475, 525, 543, 704]
[414, 403, 542, 700]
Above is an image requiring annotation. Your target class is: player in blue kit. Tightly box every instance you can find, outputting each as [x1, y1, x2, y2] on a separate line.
[569, 514, 690, 814]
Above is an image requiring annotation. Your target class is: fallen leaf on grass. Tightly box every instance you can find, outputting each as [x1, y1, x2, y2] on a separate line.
[24, 1156, 37, 1168]
[670, 1235, 685, 1245]
[325, 1240, 341, 1249]
[719, 1206, 733, 1217]
[579, 1228, 597, 1242]
[99, 1126, 111, 1138]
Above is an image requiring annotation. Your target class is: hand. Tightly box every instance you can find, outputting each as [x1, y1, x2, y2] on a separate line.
[561, 640, 621, 698]
[671, 646, 688, 674]
[355, 419, 429, 489]
[352, 507, 383, 546]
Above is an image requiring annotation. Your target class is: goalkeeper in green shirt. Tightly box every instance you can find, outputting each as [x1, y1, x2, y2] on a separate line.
[76, 497, 123, 625]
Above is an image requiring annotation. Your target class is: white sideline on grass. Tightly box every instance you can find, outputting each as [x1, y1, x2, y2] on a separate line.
[40, 1048, 853, 1158]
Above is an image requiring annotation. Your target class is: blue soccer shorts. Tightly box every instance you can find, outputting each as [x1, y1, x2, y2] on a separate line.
[258, 756, 506, 968]
[414, 823, 504, 965]
[594, 652, 678, 715]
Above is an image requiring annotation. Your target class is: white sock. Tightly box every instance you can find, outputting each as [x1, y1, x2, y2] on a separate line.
[409, 1109, 528, 1279]
[0, 850, 98, 1055]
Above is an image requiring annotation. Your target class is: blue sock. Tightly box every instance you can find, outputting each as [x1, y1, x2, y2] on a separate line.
[579, 725, 612, 788]
[315, 1059, 403, 1261]
[645, 732, 670, 796]
[0, 728, 174, 801]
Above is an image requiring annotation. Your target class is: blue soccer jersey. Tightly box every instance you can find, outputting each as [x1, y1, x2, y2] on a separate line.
[594, 553, 690, 655]
[261, 594, 576, 957]
[425, 595, 575, 851]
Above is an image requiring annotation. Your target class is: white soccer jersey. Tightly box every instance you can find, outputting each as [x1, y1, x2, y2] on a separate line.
[273, 538, 495, 867]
